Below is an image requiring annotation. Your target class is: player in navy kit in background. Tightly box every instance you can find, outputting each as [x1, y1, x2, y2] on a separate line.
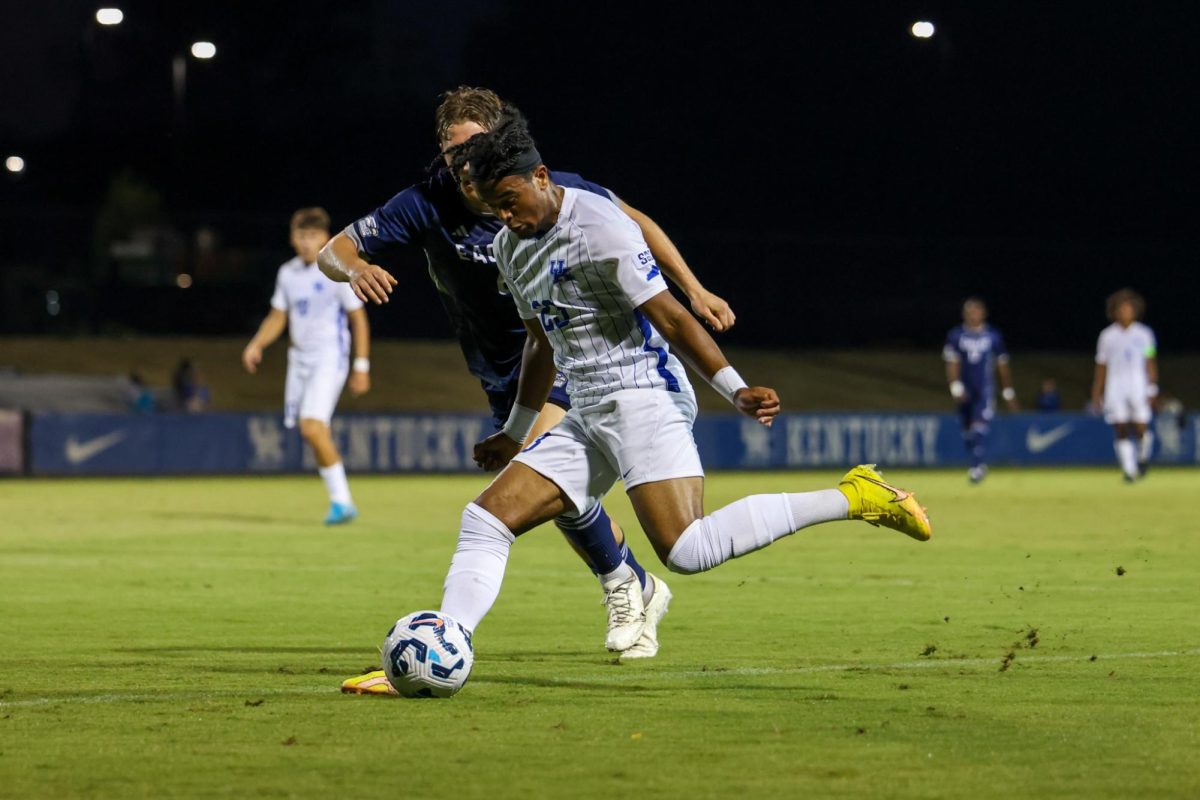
[943, 297, 1018, 483]
[320, 88, 733, 674]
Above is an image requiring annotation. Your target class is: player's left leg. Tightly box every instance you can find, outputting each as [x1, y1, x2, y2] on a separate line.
[603, 391, 928, 575]
[961, 399, 991, 483]
[1131, 394, 1154, 476]
[299, 360, 356, 524]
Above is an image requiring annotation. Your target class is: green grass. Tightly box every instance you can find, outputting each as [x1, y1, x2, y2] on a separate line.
[1, 469, 1198, 799]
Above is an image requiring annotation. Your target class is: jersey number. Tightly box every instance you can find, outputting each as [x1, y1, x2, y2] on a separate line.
[531, 299, 569, 332]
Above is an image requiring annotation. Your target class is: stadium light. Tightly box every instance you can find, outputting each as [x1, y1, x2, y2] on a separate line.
[190, 41, 216, 59]
[95, 8, 124, 26]
[5, 155, 25, 174]
[910, 20, 935, 39]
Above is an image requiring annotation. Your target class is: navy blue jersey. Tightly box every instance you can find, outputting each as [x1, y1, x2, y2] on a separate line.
[943, 324, 1009, 397]
[345, 169, 615, 392]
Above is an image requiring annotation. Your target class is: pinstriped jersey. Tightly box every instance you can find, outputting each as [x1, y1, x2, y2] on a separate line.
[493, 188, 693, 408]
[270, 257, 362, 363]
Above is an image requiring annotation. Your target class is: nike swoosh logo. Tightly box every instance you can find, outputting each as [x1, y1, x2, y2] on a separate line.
[859, 474, 911, 502]
[1026, 423, 1073, 453]
[622, 466, 634, 480]
[65, 430, 128, 465]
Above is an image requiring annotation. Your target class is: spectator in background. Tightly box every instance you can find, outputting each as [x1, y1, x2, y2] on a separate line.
[172, 358, 210, 413]
[1035, 378, 1061, 412]
[127, 369, 156, 415]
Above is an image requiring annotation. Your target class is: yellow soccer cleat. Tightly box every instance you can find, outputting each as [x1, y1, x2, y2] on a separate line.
[837, 464, 932, 541]
[340, 668, 398, 696]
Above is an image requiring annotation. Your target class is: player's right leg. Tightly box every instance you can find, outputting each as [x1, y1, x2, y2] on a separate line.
[343, 458, 580, 697]
[298, 359, 356, 523]
[1106, 389, 1140, 482]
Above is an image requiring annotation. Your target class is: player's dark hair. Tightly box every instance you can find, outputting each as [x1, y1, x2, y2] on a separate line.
[435, 86, 504, 145]
[461, 106, 541, 187]
[290, 207, 330, 232]
[1106, 288, 1145, 320]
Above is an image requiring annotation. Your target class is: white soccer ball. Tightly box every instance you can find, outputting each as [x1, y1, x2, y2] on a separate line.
[381, 610, 474, 698]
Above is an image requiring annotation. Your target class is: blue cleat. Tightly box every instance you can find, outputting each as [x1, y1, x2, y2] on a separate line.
[324, 502, 358, 526]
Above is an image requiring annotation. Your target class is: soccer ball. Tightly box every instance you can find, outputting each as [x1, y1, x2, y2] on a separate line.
[381, 610, 474, 698]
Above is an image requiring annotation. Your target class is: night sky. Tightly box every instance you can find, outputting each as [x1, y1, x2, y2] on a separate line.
[2, 1, 1197, 348]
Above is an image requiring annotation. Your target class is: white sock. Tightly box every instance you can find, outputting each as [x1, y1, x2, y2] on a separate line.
[666, 491, 849, 575]
[318, 461, 352, 505]
[1138, 431, 1154, 463]
[1115, 440, 1138, 478]
[441, 503, 515, 631]
[599, 562, 636, 589]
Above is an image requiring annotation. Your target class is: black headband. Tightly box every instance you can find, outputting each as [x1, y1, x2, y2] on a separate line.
[470, 146, 542, 183]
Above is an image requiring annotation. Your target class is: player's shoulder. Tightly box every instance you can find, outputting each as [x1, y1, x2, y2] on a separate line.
[947, 324, 965, 338]
[1133, 321, 1155, 337]
[567, 188, 635, 236]
[277, 255, 304, 275]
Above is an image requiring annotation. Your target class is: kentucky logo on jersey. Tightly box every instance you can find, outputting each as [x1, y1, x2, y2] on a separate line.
[549, 260, 573, 284]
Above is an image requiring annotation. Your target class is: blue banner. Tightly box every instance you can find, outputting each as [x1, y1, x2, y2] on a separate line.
[27, 411, 1199, 475]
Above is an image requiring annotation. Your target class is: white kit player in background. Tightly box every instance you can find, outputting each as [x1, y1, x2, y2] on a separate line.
[242, 207, 372, 523]
[1091, 288, 1159, 482]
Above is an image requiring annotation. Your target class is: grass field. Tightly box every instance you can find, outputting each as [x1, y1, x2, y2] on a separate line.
[1, 469, 1198, 799]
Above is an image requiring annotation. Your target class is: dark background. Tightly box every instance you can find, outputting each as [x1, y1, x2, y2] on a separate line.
[2, 1, 1197, 350]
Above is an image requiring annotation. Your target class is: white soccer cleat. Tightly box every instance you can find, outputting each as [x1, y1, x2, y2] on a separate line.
[602, 574, 647, 652]
[620, 573, 672, 660]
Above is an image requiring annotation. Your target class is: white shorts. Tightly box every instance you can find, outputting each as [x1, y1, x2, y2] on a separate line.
[1104, 386, 1152, 425]
[284, 350, 348, 428]
[512, 387, 704, 514]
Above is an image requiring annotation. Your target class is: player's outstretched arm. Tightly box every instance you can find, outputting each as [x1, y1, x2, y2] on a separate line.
[317, 233, 398, 305]
[346, 308, 371, 397]
[242, 309, 287, 374]
[618, 200, 735, 332]
[1146, 356, 1159, 410]
[637, 290, 779, 426]
[474, 318, 558, 470]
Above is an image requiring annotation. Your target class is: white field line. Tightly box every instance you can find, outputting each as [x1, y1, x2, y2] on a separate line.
[2, 648, 1198, 708]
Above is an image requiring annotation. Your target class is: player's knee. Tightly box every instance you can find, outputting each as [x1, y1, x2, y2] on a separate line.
[664, 519, 708, 575]
[298, 418, 328, 441]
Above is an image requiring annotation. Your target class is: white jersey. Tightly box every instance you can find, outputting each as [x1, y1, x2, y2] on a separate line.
[493, 188, 693, 408]
[270, 257, 363, 363]
[1095, 321, 1156, 393]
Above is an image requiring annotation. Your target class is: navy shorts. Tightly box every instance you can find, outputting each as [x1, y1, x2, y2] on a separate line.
[484, 371, 571, 429]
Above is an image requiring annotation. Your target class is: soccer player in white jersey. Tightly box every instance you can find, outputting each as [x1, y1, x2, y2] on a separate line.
[389, 111, 932, 663]
[242, 208, 372, 523]
[1091, 288, 1159, 481]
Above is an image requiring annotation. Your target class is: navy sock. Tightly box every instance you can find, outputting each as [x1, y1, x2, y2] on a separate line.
[556, 505, 624, 576]
[619, 542, 648, 589]
[965, 429, 987, 468]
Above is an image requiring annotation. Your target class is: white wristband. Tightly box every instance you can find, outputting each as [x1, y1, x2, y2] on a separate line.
[352, 357, 370, 373]
[1001, 387, 1016, 402]
[949, 380, 965, 400]
[502, 404, 539, 444]
[1147, 383, 1159, 398]
[709, 366, 749, 405]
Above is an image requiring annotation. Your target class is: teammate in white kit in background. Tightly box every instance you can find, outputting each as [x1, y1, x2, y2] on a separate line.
[242, 208, 372, 523]
[410, 111, 931, 655]
[1091, 288, 1159, 482]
